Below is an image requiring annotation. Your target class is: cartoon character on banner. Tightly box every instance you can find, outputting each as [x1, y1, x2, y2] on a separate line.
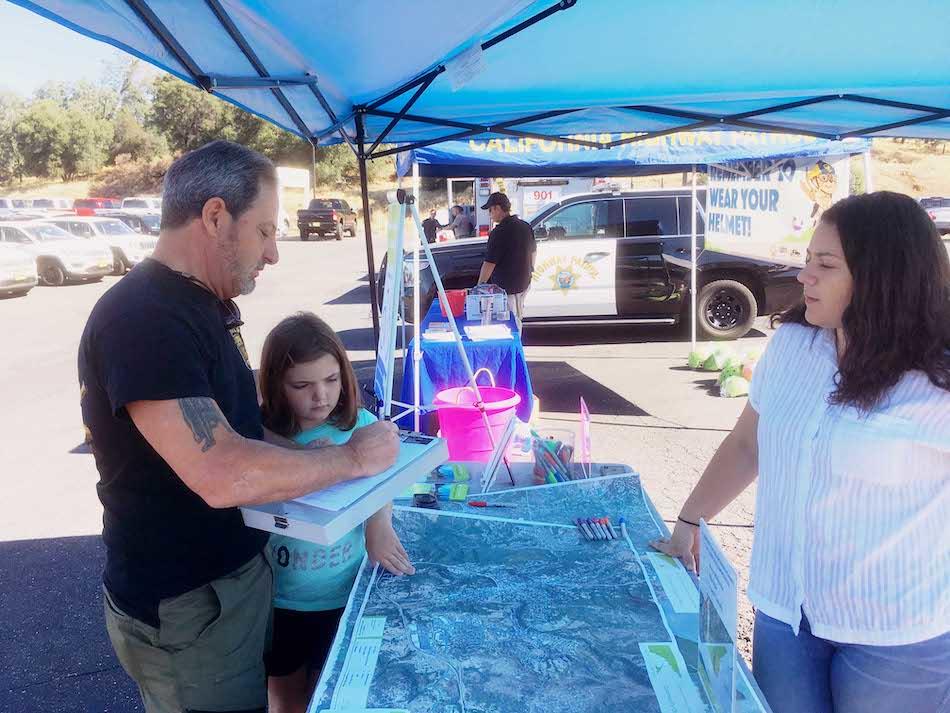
[801, 160, 838, 228]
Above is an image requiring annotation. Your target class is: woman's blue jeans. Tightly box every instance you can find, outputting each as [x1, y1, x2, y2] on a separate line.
[752, 610, 950, 713]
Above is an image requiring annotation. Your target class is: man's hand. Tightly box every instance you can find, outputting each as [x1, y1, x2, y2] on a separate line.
[366, 510, 414, 576]
[344, 420, 399, 477]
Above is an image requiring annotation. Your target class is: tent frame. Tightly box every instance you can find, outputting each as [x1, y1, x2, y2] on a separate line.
[117, 0, 948, 348]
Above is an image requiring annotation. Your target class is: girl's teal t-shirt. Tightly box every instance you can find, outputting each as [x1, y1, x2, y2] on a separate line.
[269, 408, 377, 612]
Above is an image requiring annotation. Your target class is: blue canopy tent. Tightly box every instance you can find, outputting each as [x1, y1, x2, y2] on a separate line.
[12, 0, 948, 339]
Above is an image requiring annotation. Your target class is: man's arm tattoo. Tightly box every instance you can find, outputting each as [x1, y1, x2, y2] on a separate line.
[178, 398, 232, 452]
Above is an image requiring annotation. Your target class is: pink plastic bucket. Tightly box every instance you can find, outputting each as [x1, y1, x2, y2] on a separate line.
[433, 369, 521, 462]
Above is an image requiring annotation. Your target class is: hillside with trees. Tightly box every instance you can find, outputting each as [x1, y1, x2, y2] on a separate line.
[0, 59, 394, 197]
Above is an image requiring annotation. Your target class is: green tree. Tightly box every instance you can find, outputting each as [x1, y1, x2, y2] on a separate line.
[60, 111, 113, 180]
[148, 74, 227, 153]
[13, 99, 68, 178]
[0, 93, 25, 183]
[111, 108, 167, 162]
[34, 79, 118, 122]
[102, 57, 152, 122]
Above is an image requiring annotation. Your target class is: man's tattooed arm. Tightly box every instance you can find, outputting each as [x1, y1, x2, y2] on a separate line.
[178, 397, 234, 452]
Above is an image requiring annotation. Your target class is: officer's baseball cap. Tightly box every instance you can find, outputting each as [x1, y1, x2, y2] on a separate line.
[480, 192, 511, 211]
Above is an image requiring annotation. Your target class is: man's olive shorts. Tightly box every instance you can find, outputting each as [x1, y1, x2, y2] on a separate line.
[103, 553, 273, 713]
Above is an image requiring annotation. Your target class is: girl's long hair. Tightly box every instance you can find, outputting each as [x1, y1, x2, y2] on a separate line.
[776, 191, 950, 411]
[259, 312, 360, 437]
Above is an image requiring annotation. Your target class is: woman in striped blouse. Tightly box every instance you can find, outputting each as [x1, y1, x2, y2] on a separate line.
[652, 191, 949, 713]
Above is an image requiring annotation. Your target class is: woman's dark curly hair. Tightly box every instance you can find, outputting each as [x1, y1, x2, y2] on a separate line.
[776, 191, 950, 411]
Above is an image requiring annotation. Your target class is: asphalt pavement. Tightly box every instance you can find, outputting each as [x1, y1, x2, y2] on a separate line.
[0, 233, 774, 711]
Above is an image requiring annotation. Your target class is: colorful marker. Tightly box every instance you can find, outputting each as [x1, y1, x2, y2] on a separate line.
[604, 517, 619, 540]
[619, 516, 628, 542]
[468, 501, 516, 508]
[575, 518, 593, 540]
[589, 518, 606, 540]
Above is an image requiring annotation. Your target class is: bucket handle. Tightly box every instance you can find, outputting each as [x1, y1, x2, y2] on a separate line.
[453, 368, 496, 404]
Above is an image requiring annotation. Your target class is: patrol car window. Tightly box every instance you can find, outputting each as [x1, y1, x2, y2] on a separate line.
[624, 197, 678, 237]
[677, 195, 705, 235]
[537, 200, 622, 240]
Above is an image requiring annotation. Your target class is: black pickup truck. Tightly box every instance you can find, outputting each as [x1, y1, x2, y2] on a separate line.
[297, 198, 358, 241]
[379, 189, 803, 340]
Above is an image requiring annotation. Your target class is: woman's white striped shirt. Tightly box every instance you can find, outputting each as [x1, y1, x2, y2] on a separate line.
[748, 323, 950, 646]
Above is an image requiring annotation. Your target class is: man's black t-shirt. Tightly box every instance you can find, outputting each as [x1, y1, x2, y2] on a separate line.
[421, 217, 440, 243]
[484, 215, 537, 294]
[78, 259, 268, 627]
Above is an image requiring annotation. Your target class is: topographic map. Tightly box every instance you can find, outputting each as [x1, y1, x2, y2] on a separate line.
[309, 474, 771, 713]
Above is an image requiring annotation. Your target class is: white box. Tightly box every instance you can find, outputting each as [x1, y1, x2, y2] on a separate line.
[241, 433, 448, 545]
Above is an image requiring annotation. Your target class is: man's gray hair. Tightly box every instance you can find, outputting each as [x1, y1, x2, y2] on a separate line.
[161, 140, 277, 230]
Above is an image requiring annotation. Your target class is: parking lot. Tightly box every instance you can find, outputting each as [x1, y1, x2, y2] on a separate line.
[0, 234, 772, 711]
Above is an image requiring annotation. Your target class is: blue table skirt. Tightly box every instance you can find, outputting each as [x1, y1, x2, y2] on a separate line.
[398, 301, 534, 430]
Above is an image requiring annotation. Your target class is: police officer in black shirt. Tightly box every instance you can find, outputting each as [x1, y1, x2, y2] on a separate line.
[78, 141, 399, 713]
[477, 192, 537, 331]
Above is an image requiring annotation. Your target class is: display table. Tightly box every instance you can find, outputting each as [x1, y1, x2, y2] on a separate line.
[397, 301, 534, 431]
[308, 462, 772, 713]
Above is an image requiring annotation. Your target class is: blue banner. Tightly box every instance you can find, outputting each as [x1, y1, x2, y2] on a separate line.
[397, 131, 870, 178]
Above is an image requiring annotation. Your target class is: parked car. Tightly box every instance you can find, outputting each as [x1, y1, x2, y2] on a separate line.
[0, 221, 113, 286]
[27, 197, 74, 214]
[0, 197, 32, 211]
[99, 210, 161, 236]
[920, 196, 950, 235]
[120, 196, 162, 210]
[74, 197, 122, 216]
[297, 198, 358, 241]
[379, 188, 802, 340]
[0, 243, 38, 297]
[46, 216, 156, 275]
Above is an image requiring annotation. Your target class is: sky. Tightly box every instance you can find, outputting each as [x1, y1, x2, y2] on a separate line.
[0, 2, 130, 96]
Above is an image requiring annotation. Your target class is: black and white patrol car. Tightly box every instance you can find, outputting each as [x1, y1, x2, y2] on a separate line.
[380, 188, 803, 340]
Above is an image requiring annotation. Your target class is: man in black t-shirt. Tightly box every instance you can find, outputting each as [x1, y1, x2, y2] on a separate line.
[477, 192, 537, 331]
[79, 141, 400, 713]
[421, 209, 442, 243]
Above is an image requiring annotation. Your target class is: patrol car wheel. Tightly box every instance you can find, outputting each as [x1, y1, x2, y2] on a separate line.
[697, 279, 757, 340]
[336, 222, 344, 241]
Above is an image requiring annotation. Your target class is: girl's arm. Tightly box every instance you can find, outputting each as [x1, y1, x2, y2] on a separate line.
[649, 402, 759, 572]
[365, 503, 415, 576]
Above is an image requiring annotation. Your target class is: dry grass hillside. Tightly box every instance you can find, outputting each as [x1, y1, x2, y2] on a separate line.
[3, 139, 948, 208]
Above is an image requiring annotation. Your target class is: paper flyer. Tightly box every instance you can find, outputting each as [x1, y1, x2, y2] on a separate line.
[698, 520, 738, 713]
[645, 552, 700, 614]
[639, 642, 706, 713]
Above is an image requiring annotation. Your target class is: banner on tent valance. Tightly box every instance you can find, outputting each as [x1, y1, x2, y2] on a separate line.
[397, 132, 870, 177]
[705, 155, 851, 265]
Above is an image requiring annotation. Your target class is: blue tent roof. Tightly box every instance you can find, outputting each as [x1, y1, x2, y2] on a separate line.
[12, 0, 950, 157]
[396, 132, 871, 178]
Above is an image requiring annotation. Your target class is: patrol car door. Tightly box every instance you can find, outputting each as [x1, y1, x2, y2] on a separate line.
[616, 196, 681, 317]
[523, 199, 620, 318]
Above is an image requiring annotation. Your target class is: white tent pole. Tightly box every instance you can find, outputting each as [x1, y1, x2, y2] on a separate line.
[862, 150, 874, 193]
[413, 162, 422, 433]
[412, 159, 421, 203]
[690, 164, 698, 350]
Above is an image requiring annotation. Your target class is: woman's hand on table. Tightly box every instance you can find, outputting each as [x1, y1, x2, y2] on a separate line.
[649, 520, 700, 573]
[366, 512, 415, 576]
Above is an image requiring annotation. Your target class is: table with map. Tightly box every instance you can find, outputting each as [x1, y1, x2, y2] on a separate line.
[308, 467, 772, 713]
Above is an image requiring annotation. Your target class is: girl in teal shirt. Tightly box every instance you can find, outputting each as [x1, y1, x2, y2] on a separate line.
[259, 312, 414, 713]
